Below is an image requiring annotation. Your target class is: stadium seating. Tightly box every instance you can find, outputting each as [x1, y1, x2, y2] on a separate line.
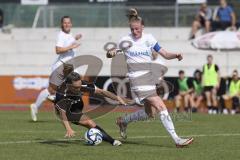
[0, 28, 239, 76]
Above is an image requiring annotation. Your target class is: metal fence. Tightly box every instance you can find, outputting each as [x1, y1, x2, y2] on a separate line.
[32, 4, 203, 28]
[0, 3, 240, 28]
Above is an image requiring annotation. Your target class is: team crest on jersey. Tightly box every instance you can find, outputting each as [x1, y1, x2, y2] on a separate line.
[145, 41, 151, 47]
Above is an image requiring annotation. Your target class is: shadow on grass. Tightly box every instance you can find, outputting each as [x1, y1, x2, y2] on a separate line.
[123, 140, 173, 148]
[37, 138, 178, 148]
[38, 139, 84, 147]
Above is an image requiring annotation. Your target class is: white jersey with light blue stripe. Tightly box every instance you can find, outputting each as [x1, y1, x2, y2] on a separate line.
[119, 33, 161, 78]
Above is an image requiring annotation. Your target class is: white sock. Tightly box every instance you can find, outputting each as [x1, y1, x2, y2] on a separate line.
[35, 88, 50, 110]
[122, 109, 149, 124]
[159, 110, 180, 143]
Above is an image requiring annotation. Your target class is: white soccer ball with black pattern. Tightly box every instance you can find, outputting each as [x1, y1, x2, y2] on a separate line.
[84, 128, 103, 145]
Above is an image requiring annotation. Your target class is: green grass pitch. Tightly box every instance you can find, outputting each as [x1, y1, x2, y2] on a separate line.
[0, 110, 239, 160]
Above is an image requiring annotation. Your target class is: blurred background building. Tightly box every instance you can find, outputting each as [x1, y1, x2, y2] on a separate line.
[0, 0, 239, 108]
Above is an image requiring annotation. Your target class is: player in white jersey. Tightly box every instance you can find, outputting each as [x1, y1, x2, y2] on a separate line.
[107, 8, 193, 147]
[30, 16, 82, 121]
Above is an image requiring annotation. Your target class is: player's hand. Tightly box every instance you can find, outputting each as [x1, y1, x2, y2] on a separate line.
[75, 34, 82, 40]
[106, 48, 116, 58]
[176, 53, 183, 61]
[65, 129, 76, 138]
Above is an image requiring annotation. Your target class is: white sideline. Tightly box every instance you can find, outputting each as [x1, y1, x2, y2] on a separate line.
[0, 133, 240, 145]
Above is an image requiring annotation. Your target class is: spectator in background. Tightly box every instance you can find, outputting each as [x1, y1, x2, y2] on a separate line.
[212, 0, 237, 31]
[0, 8, 3, 28]
[221, 70, 240, 115]
[190, 70, 203, 113]
[190, 3, 212, 39]
[175, 70, 193, 112]
[202, 55, 221, 114]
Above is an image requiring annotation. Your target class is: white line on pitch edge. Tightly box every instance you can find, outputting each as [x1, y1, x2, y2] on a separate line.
[0, 133, 240, 145]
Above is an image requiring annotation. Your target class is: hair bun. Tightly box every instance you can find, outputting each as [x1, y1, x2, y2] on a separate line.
[126, 8, 138, 20]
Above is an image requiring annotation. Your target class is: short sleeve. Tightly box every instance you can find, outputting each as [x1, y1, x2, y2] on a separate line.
[148, 34, 161, 52]
[56, 32, 64, 47]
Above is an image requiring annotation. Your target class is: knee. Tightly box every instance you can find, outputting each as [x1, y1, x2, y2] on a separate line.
[175, 95, 181, 101]
[205, 21, 211, 26]
[205, 92, 210, 99]
[192, 20, 199, 27]
[185, 94, 190, 99]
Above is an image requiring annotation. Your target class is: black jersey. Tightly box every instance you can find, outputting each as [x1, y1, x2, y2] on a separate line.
[54, 80, 96, 124]
[55, 80, 95, 112]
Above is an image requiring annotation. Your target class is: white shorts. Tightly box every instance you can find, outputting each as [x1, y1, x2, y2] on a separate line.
[129, 72, 157, 102]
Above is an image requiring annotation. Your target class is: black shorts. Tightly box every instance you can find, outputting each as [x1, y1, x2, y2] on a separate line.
[55, 97, 84, 125]
[200, 17, 205, 26]
[203, 86, 214, 92]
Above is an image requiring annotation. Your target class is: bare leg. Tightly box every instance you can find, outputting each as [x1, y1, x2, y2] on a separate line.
[222, 95, 229, 114]
[190, 20, 200, 39]
[195, 95, 203, 108]
[175, 95, 182, 112]
[145, 96, 181, 143]
[205, 20, 211, 33]
[211, 88, 218, 114]
[205, 91, 212, 114]
[190, 93, 197, 112]
[184, 94, 191, 112]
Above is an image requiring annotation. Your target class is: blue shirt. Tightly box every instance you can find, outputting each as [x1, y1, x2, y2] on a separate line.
[217, 6, 233, 22]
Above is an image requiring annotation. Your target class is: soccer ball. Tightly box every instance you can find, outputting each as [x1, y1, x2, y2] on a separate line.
[84, 128, 103, 146]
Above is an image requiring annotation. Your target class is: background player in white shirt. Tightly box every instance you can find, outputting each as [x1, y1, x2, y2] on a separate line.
[30, 16, 82, 121]
[107, 8, 193, 147]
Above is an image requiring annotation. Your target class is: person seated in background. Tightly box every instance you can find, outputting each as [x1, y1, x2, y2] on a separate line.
[190, 3, 212, 39]
[221, 70, 240, 115]
[202, 54, 220, 114]
[190, 70, 203, 113]
[175, 70, 193, 112]
[212, 0, 237, 31]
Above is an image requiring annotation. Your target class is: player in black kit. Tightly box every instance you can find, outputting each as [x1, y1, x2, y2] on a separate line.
[55, 71, 124, 146]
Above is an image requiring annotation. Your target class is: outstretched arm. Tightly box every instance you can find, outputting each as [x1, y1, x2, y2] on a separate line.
[94, 87, 127, 105]
[58, 109, 75, 138]
[106, 48, 124, 58]
[158, 48, 183, 61]
[56, 43, 80, 55]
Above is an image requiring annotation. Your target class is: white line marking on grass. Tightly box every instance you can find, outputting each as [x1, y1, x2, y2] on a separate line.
[0, 133, 240, 145]
[127, 133, 240, 139]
